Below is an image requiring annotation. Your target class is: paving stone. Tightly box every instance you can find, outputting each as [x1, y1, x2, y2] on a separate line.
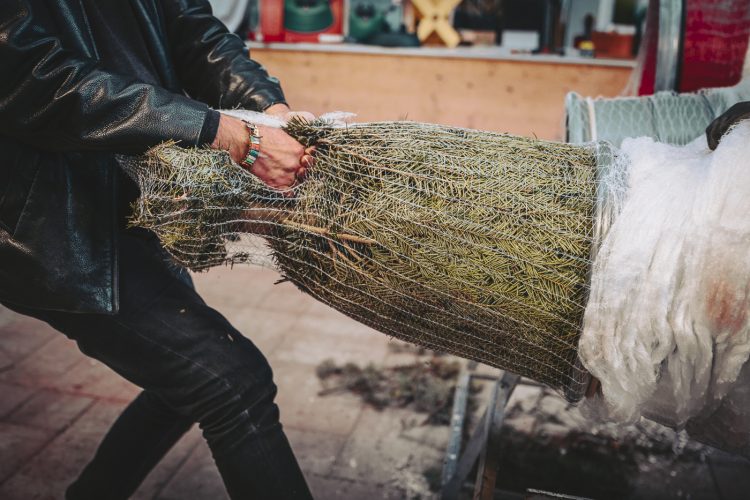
[0, 382, 34, 418]
[0, 305, 17, 327]
[192, 266, 280, 311]
[302, 313, 383, 341]
[229, 309, 300, 356]
[285, 427, 348, 476]
[132, 425, 203, 500]
[5, 388, 94, 432]
[253, 282, 317, 317]
[5, 264, 746, 500]
[0, 400, 124, 499]
[0, 308, 135, 403]
[156, 439, 228, 500]
[400, 421, 452, 452]
[472, 362, 502, 378]
[505, 415, 538, 435]
[0, 422, 55, 484]
[0, 335, 83, 388]
[273, 315, 389, 366]
[507, 383, 543, 414]
[331, 406, 444, 491]
[296, 293, 327, 315]
[273, 360, 363, 436]
[379, 343, 436, 369]
[303, 299, 354, 320]
[537, 394, 568, 416]
[193, 264, 315, 315]
[535, 393, 588, 430]
[0, 314, 57, 362]
[192, 267, 314, 358]
[47, 357, 139, 403]
[307, 474, 410, 500]
[0, 348, 14, 371]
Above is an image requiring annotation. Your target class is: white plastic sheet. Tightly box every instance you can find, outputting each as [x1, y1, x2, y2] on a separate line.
[580, 122, 750, 429]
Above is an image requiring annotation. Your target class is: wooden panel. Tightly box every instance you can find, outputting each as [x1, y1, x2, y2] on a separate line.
[250, 49, 632, 140]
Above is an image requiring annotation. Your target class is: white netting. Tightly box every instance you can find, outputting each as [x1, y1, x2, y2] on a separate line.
[121, 113, 619, 401]
[579, 122, 750, 429]
[566, 79, 750, 147]
[566, 81, 750, 454]
[121, 108, 750, 450]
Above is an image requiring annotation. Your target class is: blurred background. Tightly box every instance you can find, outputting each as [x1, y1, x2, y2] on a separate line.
[213, 0, 748, 138]
[223, 0, 645, 138]
[2, 0, 750, 499]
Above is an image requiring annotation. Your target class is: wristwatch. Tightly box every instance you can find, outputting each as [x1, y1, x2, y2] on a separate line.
[241, 122, 262, 169]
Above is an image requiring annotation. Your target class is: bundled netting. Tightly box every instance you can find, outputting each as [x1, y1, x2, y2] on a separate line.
[125, 84, 750, 451]
[124, 117, 613, 401]
[566, 79, 750, 147]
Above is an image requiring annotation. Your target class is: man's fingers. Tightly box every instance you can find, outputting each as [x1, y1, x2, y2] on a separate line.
[300, 154, 314, 169]
[286, 110, 316, 123]
[246, 122, 316, 195]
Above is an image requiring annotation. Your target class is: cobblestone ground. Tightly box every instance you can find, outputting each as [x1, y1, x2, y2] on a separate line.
[0, 266, 445, 499]
[1, 265, 748, 499]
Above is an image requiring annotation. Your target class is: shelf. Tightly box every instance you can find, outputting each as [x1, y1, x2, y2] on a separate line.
[247, 41, 637, 68]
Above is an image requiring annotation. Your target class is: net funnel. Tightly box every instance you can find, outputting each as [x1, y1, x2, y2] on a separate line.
[125, 120, 612, 401]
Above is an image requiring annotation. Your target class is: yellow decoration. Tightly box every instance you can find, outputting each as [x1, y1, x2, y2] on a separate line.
[411, 0, 462, 48]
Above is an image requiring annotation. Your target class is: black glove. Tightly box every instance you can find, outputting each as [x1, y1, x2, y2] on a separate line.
[706, 101, 750, 150]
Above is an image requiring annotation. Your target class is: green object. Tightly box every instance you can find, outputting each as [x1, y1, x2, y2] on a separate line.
[349, 3, 387, 42]
[241, 124, 261, 169]
[284, 0, 333, 33]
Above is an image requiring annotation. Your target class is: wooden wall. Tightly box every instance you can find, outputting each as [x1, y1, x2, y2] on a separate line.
[250, 49, 632, 140]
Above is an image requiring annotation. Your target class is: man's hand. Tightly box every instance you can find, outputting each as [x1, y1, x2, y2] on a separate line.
[706, 101, 750, 150]
[265, 103, 316, 123]
[211, 113, 251, 165]
[263, 104, 317, 181]
[211, 112, 314, 191]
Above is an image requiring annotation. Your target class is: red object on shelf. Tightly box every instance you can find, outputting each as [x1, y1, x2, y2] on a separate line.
[636, 0, 659, 95]
[638, 0, 750, 95]
[679, 0, 750, 92]
[591, 31, 634, 59]
[283, 0, 344, 43]
[258, 0, 285, 42]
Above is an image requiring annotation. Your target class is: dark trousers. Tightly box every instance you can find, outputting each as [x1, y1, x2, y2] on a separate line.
[2, 229, 312, 500]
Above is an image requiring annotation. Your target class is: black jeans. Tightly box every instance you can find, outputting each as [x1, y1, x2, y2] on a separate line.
[2, 229, 312, 500]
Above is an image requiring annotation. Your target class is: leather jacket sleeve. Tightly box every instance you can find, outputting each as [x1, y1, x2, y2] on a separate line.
[162, 0, 287, 111]
[0, 0, 211, 154]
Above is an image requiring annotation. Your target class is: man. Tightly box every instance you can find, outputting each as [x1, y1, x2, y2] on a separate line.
[0, 1, 314, 498]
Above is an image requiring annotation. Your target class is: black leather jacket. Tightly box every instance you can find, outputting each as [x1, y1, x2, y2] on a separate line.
[0, 0, 285, 313]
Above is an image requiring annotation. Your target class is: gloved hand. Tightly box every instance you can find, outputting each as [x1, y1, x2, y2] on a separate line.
[706, 101, 750, 150]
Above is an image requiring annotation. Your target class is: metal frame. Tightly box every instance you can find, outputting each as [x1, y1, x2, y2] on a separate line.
[654, 0, 685, 91]
[440, 365, 520, 500]
[439, 368, 597, 500]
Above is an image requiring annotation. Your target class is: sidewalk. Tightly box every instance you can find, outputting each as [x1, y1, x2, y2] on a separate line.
[1, 264, 748, 499]
[0, 265, 445, 499]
